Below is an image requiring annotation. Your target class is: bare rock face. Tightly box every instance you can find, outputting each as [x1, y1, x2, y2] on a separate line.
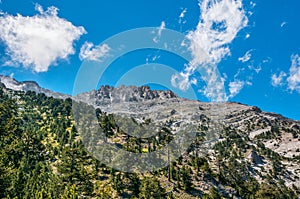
[246, 150, 264, 165]
[94, 85, 177, 105]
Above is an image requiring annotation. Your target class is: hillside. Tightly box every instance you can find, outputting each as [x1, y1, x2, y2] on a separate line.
[0, 77, 299, 198]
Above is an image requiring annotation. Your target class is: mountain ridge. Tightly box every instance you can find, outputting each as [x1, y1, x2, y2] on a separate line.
[0, 74, 299, 197]
[0, 74, 295, 121]
[0, 75, 70, 100]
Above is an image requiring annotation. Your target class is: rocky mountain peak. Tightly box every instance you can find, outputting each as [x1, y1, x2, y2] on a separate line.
[0, 75, 69, 99]
[95, 85, 178, 103]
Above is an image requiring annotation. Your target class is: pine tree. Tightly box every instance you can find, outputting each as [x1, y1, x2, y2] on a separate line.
[139, 177, 165, 199]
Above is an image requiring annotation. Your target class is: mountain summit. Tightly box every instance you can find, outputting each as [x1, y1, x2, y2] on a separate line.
[0, 75, 70, 99]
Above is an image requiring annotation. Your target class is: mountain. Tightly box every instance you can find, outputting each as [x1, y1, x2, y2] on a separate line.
[76, 83, 300, 159]
[0, 75, 70, 99]
[0, 75, 299, 198]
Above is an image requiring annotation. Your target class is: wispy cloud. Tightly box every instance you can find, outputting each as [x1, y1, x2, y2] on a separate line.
[280, 21, 287, 28]
[153, 21, 165, 43]
[238, 50, 252, 63]
[271, 54, 300, 93]
[0, 4, 86, 72]
[254, 66, 262, 74]
[271, 71, 286, 87]
[229, 80, 251, 98]
[171, 68, 197, 91]
[172, 0, 248, 101]
[79, 42, 110, 62]
[287, 54, 300, 92]
[228, 66, 253, 99]
[146, 53, 161, 64]
[250, 1, 256, 8]
[158, 21, 165, 37]
[179, 8, 187, 24]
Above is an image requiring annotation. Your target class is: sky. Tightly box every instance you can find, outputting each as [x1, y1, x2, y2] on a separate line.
[0, 0, 300, 120]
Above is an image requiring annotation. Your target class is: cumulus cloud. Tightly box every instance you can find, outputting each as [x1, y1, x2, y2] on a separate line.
[187, 0, 248, 65]
[172, 0, 248, 101]
[0, 4, 86, 72]
[271, 71, 286, 87]
[287, 54, 300, 92]
[238, 50, 252, 63]
[79, 42, 110, 62]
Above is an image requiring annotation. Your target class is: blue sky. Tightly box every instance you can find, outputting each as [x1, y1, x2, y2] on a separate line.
[0, 0, 300, 120]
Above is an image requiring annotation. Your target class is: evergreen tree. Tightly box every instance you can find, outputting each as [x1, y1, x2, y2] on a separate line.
[139, 177, 165, 199]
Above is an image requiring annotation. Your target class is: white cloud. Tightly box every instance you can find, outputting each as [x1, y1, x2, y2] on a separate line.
[254, 65, 262, 74]
[179, 8, 187, 19]
[247, 63, 262, 74]
[187, 0, 248, 65]
[179, 8, 187, 24]
[287, 54, 300, 92]
[245, 33, 250, 39]
[0, 4, 86, 72]
[79, 42, 110, 62]
[171, 70, 193, 91]
[158, 21, 165, 37]
[238, 50, 252, 62]
[229, 80, 251, 98]
[263, 58, 271, 63]
[270, 54, 300, 93]
[250, 1, 256, 8]
[172, 0, 248, 101]
[280, 21, 287, 28]
[153, 21, 165, 43]
[146, 54, 161, 64]
[271, 71, 286, 87]
[152, 55, 160, 62]
[35, 3, 44, 13]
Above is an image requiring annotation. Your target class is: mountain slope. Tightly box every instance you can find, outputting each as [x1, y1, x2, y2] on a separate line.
[0, 76, 299, 198]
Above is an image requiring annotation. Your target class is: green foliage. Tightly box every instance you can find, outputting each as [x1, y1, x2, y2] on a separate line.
[181, 166, 193, 191]
[139, 177, 165, 199]
[206, 187, 222, 199]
